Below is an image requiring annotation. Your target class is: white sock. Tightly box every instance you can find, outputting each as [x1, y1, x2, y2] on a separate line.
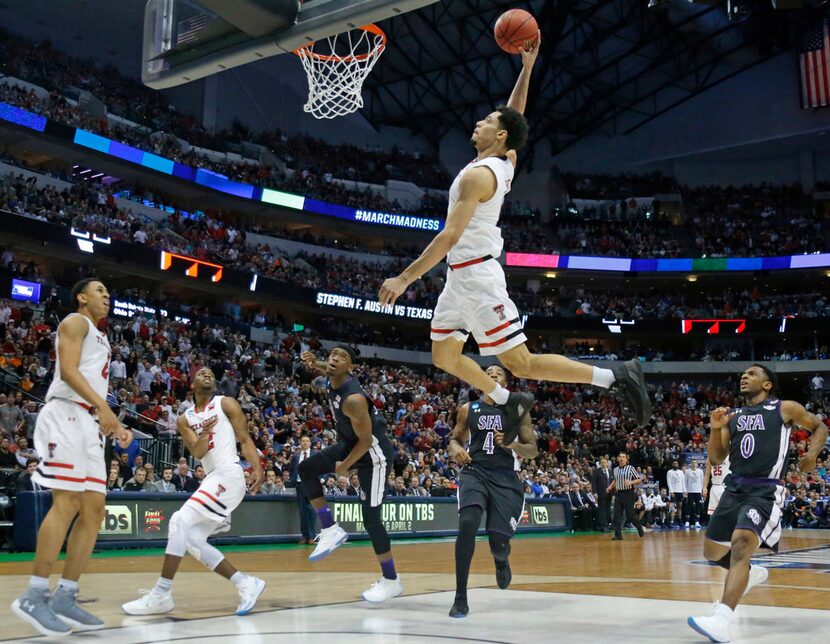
[57, 578, 78, 593]
[29, 576, 49, 591]
[154, 577, 173, 593]
[230, 572, 246, 587]
[591, 367, 615, 389]
[488, 383, 510, 405]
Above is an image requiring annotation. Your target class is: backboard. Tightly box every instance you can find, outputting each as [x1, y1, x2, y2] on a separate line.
[142, 0, 440, 89]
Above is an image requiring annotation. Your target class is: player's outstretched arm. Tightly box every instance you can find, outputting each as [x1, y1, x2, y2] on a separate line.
[506, 30, 541, 116]
[224, 397, 264, 493]
[378, 168, 493, 306]
[781, 400, 828, 473]
[448, 404, 471, 465]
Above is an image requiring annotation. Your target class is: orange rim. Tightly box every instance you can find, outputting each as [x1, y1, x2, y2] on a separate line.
[292, 23, 386, 62]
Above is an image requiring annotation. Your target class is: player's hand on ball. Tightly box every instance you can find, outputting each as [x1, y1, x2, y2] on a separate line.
[709, 407, 731, 430]
[379, 275, 407, 307]
[520, 29, 541, 68]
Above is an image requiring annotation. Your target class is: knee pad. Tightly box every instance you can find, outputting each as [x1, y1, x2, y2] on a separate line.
[166, 510, 189, 558]
[187, 538, 225, 571]
[488, 532, 511, 562]
[458, 506, 483, 535]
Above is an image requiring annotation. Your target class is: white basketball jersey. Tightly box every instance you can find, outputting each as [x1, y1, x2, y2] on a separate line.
[184, 395, 239, 474]
[446, 156, 514, 265]
[46, 313, 111, 404]
[711, 456, 731, 486]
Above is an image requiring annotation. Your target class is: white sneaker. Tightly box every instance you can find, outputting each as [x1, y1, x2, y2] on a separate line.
[122, 589, 174, 616]
[687, 603, 732, 643]
[308, 524, 348, 562]
[361, 576, 403, 603]
[694, 522, 701, 529]
[236, 576, 265, 616]
[685, 522, 690, 528]
[743, 564, 769, 596]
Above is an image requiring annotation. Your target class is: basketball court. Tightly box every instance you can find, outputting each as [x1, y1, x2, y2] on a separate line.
[2, 530, 828, 641]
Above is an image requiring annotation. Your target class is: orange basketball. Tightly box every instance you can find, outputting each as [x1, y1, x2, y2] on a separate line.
[494, 9, 539, 55]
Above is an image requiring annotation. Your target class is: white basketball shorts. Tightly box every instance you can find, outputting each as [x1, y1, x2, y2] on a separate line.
[708, 484, 725, 515]
[32, 399, 107, 495]
[431, 259, 526, 356]
[183, 465, 246, 523]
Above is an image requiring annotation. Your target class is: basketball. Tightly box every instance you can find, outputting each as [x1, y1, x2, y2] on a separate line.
[494, 9, 539, 55]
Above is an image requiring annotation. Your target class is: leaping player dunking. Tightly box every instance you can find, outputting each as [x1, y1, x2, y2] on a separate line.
[379, 32, 650, 431]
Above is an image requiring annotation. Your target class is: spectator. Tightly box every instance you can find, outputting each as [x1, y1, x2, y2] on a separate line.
[16, 457, 40, 491]
[153, 466, 177, 493]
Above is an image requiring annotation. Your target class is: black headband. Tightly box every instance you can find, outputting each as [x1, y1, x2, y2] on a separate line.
[333, 344, 358, 363]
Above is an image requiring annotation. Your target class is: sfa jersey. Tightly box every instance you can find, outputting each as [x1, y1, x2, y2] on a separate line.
[727, 399, 790, 482]
[328, 377, 393, 462]
[466, 401, 520, 471]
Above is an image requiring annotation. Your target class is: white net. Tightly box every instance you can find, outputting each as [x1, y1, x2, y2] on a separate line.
[294, 24, 386, 120]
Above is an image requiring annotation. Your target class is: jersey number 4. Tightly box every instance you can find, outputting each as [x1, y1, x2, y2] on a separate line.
[101, 352, 111, 380]
[483, 431, 495, 455]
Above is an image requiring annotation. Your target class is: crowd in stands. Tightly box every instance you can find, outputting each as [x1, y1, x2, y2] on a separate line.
[559, 171, 681, 200]
[0, 30, 448, 212]
[515, 285, 830, 320]
[4, 30, 830, 263]
[0, 282, 827, 532]
[686, 184, 824, 258]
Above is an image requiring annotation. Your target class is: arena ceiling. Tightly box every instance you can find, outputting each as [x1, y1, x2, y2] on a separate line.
[1, 0, 827, 159]
[364, 0, 827, 159]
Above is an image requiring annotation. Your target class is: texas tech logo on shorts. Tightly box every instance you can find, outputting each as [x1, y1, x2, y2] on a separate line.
[216, 484, 227, 497]
[493, 304, 506, 321]
[48, 443, 57, 458]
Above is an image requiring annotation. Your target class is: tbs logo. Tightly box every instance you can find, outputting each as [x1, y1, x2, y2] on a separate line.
[99, 505, 133, 535]
[531, 506, 549, 525]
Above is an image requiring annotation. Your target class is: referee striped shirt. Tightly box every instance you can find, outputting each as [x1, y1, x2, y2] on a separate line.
[613, 464, 639, 491]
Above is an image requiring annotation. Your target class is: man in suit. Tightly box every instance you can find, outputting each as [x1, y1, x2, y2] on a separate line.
[591, 458, 613, 532]
[292, 436, 319, 544]
[153, 466, 177, 493]
[567, 484, 590, 531]
[346, 472, 361, 497]
[172, 458, 199, 493]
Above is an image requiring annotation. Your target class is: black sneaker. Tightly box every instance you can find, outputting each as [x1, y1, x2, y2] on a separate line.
[495, 558, 512, 589]
[611, 359, 651, 427]
[500, 392, 535, 444]
[449, 597, 469, 618]
[612, 535, 623, 541]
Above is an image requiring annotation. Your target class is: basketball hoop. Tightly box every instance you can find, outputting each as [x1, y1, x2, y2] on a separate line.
[293, 24, 386, 120]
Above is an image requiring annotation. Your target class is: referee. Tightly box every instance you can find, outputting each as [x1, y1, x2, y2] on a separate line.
[606, 452, 648, 541]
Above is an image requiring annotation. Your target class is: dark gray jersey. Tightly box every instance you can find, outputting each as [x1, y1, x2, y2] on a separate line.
[727, 398, 790, 480]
